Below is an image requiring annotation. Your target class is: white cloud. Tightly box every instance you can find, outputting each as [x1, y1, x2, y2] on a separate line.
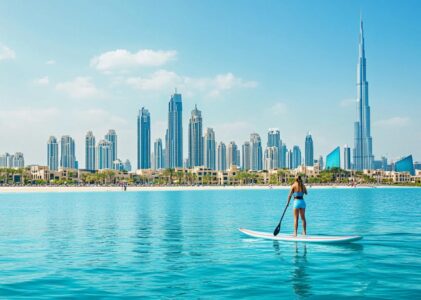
[0, 45, 16, 60]
[126, 70, 257, 96]
[211, 121, 254, 142]
[340, 98, 357, 107]
[55, 77, 104, 99]
[46, 60, 56, 65]
[0, 108, 59, 128]
[127, 70, 181, 91]
[33, 76, 49, 86]
[78, 109, 127, 126]
[0, 107, 131, 165]
[375, 116, 410, 128]
[270, 102, 288, 115]
[90, 49, 177, 71]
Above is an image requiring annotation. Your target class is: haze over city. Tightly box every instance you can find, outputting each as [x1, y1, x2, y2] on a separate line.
[0, 0, 420, 167]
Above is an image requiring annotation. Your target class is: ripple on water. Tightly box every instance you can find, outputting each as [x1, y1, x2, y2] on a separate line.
[0, 188, 420, 298]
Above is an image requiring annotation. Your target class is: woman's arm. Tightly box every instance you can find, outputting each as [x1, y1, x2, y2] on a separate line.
[287, 184, 295, 205]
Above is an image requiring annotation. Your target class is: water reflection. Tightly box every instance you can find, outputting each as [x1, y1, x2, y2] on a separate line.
[272, 241, 311, 297]
[291, 243, 311, 298]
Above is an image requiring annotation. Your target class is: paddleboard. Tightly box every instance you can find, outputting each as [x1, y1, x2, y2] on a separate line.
[239, 228, 362, 244]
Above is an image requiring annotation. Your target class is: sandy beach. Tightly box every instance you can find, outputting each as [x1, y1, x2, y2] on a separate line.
[0, 184, 410, 193]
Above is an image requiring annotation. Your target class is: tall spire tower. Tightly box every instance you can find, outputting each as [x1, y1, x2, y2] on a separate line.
[353, 18, 374, 170]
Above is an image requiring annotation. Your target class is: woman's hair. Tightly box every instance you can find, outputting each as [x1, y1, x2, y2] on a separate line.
[295, 175, 305, 191]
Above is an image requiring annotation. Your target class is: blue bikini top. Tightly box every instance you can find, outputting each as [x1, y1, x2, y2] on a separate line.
[294, 191, 304, 199]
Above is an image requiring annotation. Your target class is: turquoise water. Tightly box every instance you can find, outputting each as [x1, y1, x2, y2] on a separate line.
[0, 188, 420, 298]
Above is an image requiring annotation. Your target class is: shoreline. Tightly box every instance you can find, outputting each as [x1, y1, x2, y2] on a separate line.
[0, 184, 417, 193]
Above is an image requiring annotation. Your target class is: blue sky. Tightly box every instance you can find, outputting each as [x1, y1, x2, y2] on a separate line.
[0, 0, 420, 166]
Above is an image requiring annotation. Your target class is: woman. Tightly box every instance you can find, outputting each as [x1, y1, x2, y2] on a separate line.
[287, 176, 307, 236]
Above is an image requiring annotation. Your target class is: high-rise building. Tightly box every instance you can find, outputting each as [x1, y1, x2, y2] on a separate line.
[12, 152, 24, 168]
[47, 136, 59, 171]
[153, 138, 164, 170]
[105, 129, 117, 163]
[96, 139, 112, 170]
[188, 105, 203, 167]
[394, 155, 415, 176]
[381, 156, 389, 171]
[60, 135, 76, 169]
[319, 155, 324, 170]
[138, 108, 151, 169]
[227, 141, 239, 168]
[264, 146, 279, 170]
[292, 145, 302, 169]
[204, 128, 216, 170]
[326, 146, 341, 169]
[217, 142, 227, 171]
[287, 149, 293, 169]
[267, 129, 282, 169]
[353, 19, 374, 170]
[280, 144, 287, 168]
[85, 131, 96, 171]
[250, 133, 262, 171]
[343, 145, 351, 170]
[123, 159, 132, 172]
[113, 159, 124, 171]
[242, 142, 251, 170]
[166, 92, 183, 168]
[0, 152, 24, 168]
[305, 133, 314, 166]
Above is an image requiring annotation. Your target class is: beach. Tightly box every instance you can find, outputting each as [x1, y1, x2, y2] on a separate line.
[0, 184, 410, 193]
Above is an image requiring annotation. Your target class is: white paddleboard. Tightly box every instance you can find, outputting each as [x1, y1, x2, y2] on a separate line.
[239, 228, 362, 244]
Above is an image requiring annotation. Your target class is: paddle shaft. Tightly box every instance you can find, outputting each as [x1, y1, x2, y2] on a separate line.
[273, 201, 290, 236]
[278, 201, 289, 226]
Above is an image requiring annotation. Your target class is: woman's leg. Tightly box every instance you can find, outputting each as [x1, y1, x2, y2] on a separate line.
[293, 208, 299, 236]
[299, 208, 307, 235]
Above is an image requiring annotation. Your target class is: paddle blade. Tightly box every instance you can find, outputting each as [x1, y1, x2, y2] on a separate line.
[273, 223, 281, 236]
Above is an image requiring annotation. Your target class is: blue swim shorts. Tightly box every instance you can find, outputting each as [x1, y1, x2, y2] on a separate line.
[293, 199, 306, 209]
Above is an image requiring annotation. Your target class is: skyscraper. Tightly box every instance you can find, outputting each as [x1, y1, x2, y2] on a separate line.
[267, 129, 281, 169]
[394, 155, 415, 176]
[319, 155, 324, 170]
[167, 92, 183, 168]
[217, 142, 227, 171]
[154, 138, 164, 170]
[12, 153, 24, 168]
[326, 146, 341, 169]
[96, 139, 112, 170]
[280, 144, 287, 168]
[242, 142, 251, 170]
[105, 129, 117, 163]
[287, 149, 293, 169]
[353, 19, 374, 170]
[60, 135, 76, 169]
[85, 131, 96, 171]
[138, 107, 151, 169]
[188, 105, 203, 167]
[292, 145, 302, 169]
[123, 159, 132, 172]
[250, 133, 262, 171]
[47, 136, 59, 171]
[305, 133, 314, 166]
[343, 144, 351, 170]
[227, 141, 239, 168]
[264, 146, 279, 170]
[204, 128, 216, 170]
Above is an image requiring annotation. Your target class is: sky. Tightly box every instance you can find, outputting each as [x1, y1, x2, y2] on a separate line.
[0, 0, 420, 167]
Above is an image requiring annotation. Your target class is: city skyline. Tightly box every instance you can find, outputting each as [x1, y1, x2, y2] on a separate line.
[0, 2, 420, 166]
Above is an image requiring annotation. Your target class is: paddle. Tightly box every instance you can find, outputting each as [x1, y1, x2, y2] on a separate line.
[273, 201, 290, 236]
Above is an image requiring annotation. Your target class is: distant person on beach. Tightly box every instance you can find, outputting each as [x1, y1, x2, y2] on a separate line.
[286, 176, 308, 236]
